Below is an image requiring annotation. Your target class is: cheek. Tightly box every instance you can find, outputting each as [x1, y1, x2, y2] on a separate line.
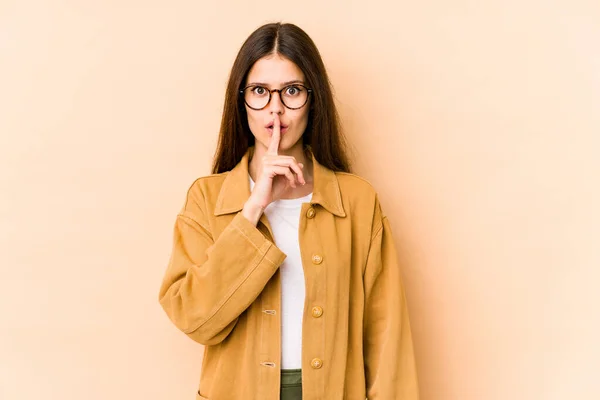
[246, 110, 262, 134]
[295, 110, 309, 130]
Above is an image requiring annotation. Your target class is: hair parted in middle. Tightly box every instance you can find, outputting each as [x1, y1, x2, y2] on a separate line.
[212, 22, 351, 174]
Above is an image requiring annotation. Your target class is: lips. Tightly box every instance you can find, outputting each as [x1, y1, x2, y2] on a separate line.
[266, 122, 289, 134]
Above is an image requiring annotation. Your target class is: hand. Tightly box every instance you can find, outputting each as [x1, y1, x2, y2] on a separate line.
[242, 114, 305, 224]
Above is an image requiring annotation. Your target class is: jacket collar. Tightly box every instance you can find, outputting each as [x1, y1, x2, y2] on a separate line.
[214, 147, 346, 217]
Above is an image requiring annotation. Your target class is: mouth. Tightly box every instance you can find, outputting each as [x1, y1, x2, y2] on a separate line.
[266, 122, 289, 134]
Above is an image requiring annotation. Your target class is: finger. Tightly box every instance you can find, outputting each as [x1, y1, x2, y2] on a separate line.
[271, 165, 296, 188]
[266, 157, 305, 185]
[267, 114, 281, 156]
[287, 160, 305, 185]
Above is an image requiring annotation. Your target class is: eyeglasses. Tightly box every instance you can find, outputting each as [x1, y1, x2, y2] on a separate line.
[240, 84, 312, 110]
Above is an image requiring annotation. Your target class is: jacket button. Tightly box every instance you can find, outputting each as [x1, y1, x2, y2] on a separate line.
[306, 207, 316, 218]
[311, 254, 323, 265]
[311, 306, 323, 318]
[310, 358, 323, 369]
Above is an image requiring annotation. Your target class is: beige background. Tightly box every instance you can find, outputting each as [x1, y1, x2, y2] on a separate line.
[1, 1, 599, 399]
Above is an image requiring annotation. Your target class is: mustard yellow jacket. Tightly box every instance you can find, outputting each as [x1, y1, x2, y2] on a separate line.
[158, 148, 419, 400]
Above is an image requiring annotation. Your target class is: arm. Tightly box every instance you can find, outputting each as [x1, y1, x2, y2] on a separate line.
[158, 183, 285, 345]
[363, 207, 419, 399]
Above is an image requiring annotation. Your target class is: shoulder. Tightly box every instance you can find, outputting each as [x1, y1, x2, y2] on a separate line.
[187, 172, 228, 195]
[334, 171, 384, 222]
[334, 171, 379, 201]
[180, 172, 230, 215]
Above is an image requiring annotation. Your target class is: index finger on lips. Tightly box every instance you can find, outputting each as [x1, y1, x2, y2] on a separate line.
[267, 114, 281, 156]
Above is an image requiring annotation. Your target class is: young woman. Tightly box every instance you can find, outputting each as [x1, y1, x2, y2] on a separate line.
[158, 22, 419, 400]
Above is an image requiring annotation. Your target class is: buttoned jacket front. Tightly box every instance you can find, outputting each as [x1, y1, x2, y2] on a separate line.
[159, 148, 419, 400]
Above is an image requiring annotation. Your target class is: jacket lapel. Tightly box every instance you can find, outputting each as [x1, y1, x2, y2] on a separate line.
[213, 147, 346, 218]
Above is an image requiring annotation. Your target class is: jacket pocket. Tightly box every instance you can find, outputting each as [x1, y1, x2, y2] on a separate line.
[196, 392, 209, 400]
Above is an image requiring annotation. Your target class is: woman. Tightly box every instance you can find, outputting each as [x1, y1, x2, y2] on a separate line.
[158, 22, 419, 400]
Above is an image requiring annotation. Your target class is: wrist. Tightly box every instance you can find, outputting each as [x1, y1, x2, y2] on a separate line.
[242, 200, 264, 226]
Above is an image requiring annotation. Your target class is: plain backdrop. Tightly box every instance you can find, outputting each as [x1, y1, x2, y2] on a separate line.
[1, 1, 599, 399]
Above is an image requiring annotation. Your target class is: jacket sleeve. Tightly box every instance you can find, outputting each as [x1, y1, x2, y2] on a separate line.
[158, 182, 286, 346]
[363, 204, 419, 399]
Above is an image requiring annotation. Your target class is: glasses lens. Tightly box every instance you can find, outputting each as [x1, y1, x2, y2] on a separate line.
[281, 85, 308, 109]
[244, 86, 269, 109]
[243, 85, 309, 110]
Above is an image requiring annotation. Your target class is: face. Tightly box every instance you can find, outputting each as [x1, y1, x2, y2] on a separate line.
[244, 53, 310, 154]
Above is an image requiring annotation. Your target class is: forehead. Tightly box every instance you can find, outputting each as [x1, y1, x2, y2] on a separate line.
[246, 54, 305, 84]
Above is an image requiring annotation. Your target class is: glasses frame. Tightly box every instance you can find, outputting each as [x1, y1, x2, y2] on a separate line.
[240, 84, 313, 110]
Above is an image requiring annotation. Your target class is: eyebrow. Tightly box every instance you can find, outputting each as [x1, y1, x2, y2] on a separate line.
[246, 79, 305, 87]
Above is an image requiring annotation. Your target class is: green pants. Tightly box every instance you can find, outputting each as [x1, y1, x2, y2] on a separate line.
[280, 369, 302, 400]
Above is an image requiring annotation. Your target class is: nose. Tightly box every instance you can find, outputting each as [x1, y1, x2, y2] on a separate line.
[268, 90, 284, 114]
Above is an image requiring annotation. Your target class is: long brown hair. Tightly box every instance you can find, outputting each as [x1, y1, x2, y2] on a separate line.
[211, 22, 351, 174]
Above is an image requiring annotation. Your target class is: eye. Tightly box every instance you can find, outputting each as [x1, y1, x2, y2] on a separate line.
[251, 86, 268, 96]
[284, 85, 302, 96]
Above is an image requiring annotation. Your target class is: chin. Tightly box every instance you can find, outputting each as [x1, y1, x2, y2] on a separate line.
[281, 138, 302, 151]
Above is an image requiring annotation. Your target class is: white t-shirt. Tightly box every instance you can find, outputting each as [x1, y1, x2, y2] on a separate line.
[249, 176, 313, 369]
